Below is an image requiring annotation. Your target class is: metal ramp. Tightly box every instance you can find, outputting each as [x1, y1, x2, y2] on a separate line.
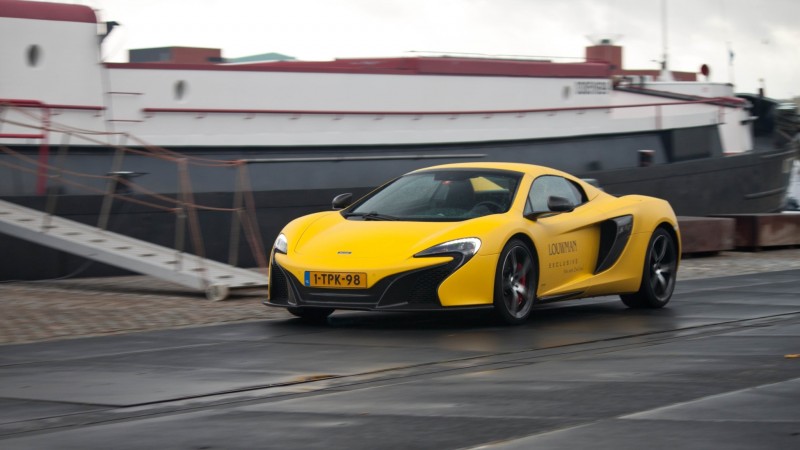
[0, 199, 268, 301]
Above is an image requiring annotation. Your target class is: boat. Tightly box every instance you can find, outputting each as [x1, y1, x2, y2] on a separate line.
[0, 0, 797, 280]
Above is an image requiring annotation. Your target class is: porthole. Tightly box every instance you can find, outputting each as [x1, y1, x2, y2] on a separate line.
[174, 80, 187, 101]
[27, 45, 41, 67]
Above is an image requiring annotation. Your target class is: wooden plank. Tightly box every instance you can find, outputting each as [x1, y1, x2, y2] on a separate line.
[678, 216, 736, 254]
[713, 214, 800, 250]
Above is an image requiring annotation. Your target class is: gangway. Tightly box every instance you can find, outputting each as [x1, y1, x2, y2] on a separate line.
[0, 199, 268, 301]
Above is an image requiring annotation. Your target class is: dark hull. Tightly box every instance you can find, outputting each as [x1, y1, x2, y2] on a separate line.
[590, 147, 796, 216]
[0, 135, 795, 280]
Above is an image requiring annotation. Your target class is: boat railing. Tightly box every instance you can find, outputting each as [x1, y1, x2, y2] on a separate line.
[140, 96, 744, 118]
[0, 99, 105, 194]
[0, 100, 269, 281]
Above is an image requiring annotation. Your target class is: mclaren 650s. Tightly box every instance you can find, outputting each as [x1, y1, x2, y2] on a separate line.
[267, 163, 680, 325]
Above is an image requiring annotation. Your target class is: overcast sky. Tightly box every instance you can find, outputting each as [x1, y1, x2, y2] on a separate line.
[49, 0, 799, 99]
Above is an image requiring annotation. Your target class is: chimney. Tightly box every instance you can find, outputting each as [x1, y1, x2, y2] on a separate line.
[586, 39, 623, 72]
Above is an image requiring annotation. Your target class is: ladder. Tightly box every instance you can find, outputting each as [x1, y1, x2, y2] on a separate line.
[0, 199, 268, 301]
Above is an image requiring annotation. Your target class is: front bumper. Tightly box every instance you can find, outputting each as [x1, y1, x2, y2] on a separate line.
[266, 258, 488, 312]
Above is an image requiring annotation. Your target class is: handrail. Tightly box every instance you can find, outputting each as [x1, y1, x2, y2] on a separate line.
[0, 100, 50, 194]
[0, 98, 104, 111]
[3, 97, 735, 118]
[0, 133, 45, 139]
[141, 97, 741, 117]
[0, 99, 104, 194]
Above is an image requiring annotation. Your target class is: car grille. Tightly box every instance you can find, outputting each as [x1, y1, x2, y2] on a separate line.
[269, 260, 289, 302]
[269, 260, 458, 310]
[379, 261, 457, 306]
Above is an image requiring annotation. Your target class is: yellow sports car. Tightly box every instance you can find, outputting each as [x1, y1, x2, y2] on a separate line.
[267, 162, 680, 324]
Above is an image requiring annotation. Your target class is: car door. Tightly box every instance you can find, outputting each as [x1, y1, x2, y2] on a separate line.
[525, 175, 601, 297]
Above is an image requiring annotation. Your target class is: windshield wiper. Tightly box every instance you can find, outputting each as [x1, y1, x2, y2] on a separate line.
[343, 211, 399, 221]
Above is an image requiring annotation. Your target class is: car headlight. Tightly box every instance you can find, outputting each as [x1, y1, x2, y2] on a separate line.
[414, 238, 481, 267]
[274, 233, 288, 254]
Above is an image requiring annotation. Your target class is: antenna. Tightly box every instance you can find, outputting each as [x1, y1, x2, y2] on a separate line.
[727, 41, 735, 86]
[661, 0, 668, 71]
[659, 0, 674, 81]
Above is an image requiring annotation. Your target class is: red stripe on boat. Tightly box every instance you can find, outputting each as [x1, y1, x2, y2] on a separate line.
[0, 0, 96, 24]
[107, 57, 611, 78]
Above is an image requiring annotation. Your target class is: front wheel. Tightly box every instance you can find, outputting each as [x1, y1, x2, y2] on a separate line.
[287, 307, 335, 322]
[621, 227, 678, 308]
[493, 239, 537, 325]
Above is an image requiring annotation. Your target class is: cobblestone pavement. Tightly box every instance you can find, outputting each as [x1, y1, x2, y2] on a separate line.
[1, 248, 799, 345]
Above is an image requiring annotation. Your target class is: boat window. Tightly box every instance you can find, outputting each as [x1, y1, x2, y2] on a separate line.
[27, 45, 41, 67]
[345, 169, 522, 222]
[524, 175, 586, 214]
[669, 126, 719, 161]
[174, 80, 187, 101]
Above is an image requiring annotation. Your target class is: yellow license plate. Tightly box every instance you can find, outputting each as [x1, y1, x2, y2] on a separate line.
[304, 271, 367, 288]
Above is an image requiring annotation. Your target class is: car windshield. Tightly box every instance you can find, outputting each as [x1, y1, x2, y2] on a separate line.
[345, 169, 522, 221]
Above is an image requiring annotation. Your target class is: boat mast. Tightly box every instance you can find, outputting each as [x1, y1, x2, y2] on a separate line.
[659, 0, 674, 81]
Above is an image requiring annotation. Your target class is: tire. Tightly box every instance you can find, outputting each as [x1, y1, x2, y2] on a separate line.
[493, 239, 537, 325]
[621, 227, 678, 308]
[287, 307, 335, 322]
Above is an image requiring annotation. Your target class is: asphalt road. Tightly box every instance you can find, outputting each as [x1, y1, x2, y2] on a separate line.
[1, 270, 799, 449]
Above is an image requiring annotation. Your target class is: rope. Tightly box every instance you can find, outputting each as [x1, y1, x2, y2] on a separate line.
[0, 130, 267, 274]
[0, 105, 271, 274]
[0, 145, 240, 212]
[3, 105, 240, 167]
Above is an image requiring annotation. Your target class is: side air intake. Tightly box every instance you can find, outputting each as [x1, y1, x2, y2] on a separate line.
[595, 215, 633, 274]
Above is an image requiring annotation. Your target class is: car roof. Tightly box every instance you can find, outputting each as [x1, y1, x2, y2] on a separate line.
[411, 162, 566, 178]
[410, 162, 605, 200]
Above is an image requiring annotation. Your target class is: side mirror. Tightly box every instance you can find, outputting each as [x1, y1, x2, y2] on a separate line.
[332, 193, 353, 210]
[524, 195, 574, 220]
[547, 195, 575, 213]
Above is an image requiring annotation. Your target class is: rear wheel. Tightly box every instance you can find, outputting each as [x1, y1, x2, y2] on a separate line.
[287, 307, 335, 322]
[493, 239, 537, 325]
[621, 227, 677, 308]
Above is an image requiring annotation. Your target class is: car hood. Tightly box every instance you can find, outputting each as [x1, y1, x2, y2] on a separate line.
[293, 213, 473, 260]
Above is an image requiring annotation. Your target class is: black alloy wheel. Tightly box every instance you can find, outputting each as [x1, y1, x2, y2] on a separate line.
[494, 238, 537, 325]
[621, 227, 678, 308]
